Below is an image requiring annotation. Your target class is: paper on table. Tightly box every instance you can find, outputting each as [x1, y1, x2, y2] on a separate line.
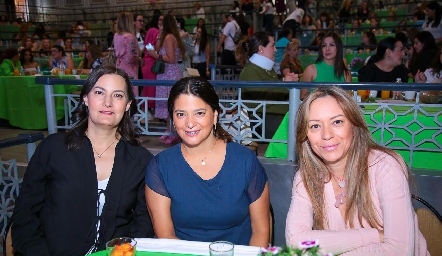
[134, 238, 260, 256]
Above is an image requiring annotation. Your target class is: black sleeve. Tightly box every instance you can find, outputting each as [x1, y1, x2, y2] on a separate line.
[12, 138, 51, 255]
[128, 149, 154, 238]
[358, 64, 374, 82]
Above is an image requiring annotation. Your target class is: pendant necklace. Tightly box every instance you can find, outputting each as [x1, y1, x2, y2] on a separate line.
[330, 172, 347, 208]
[183, 140, 217, 166]
[87, 132, 118, 158]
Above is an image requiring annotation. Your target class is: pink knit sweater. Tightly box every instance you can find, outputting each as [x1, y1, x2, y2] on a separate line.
[285, 150, 429, 255]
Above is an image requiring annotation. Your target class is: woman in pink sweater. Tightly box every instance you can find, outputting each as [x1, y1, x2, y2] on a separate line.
[286, 86, 429, 255]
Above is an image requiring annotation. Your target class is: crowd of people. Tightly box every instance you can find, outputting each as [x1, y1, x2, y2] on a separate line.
[2, 1, 441, 255]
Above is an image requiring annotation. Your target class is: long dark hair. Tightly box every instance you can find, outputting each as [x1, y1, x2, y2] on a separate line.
[425, 1, 441, 28]
[160, 14, 185, 59]
[197, 26, 208, 55]
[367, 37, 399, 65]
[429, 47, 442, 78]
[19, 48, 34, 64]
[148, 13, 161, 30]
[64, 66, 139, 150]
[316, 32, 348, 79]
[168, 77, 233, 142]
[235, 31, 271, 65]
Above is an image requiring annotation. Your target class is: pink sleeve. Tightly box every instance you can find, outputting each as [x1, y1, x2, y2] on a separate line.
[115, 34, 139, 65]
[345, 154, 425, 255]
[285, 172, 379, 255]
[144, 28, 159, 46]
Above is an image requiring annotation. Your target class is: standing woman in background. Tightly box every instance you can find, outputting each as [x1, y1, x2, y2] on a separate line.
[146, 14, 185, 145]
[134, 13, 146, 79]
[422, 1, 442, 44]
[192, 26, 210, 79]
[142, 13, 163, 114]
[259, 0, 275, 34]
[114, 11, 140, 96]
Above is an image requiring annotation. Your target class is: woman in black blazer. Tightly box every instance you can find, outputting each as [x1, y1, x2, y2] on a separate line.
[12, 66, 154, 255]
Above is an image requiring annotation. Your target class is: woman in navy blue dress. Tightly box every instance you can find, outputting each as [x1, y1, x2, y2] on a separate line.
[145, 77, 270, 247]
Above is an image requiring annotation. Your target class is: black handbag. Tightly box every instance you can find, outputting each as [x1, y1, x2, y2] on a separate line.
[151, 55, 165, 74]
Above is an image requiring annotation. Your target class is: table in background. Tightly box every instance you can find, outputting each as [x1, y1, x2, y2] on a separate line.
[0, 75, 86, 130]
[265, 105, 442, 171]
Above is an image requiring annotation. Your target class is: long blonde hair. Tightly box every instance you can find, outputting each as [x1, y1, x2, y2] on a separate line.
[116, 11, 135, 35]
[281, 39, 303, 74]
[295, 86, 411, 230]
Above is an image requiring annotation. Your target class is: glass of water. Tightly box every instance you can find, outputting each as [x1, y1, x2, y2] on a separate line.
[209, 241, 234, 256]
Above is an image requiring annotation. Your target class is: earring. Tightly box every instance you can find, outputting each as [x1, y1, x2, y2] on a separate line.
[260, 50, 263, 53]
[213, 124, 217, 134]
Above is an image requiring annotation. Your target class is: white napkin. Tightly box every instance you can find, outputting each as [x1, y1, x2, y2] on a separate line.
[134, 238, 260, 256]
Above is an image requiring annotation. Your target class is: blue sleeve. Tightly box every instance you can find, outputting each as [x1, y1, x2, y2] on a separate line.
[145, 155, 170, 198]
[246, 153, 268, 203]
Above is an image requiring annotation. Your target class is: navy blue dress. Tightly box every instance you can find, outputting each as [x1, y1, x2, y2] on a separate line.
[145, 142, 267, 245]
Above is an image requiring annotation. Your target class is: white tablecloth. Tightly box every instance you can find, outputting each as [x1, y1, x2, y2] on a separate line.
[134, 238, 261, 256]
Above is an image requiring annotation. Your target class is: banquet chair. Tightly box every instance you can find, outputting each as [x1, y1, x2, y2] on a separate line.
[412, 195, 442, 256]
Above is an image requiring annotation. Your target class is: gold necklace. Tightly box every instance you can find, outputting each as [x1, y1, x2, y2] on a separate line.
[183, 140, 217, 166]
[86, 132, 118, 158]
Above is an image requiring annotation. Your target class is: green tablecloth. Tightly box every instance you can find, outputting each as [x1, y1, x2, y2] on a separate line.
[0, 75, 86, 130]
[265, 108, 442, 170]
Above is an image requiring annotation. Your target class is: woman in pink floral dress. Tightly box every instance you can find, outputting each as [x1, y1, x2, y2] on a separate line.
[146, 14, 185, 144]
[114, 11, 140, 96]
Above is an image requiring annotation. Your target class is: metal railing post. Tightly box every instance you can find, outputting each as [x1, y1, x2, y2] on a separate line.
[44, 83, 58, 134]
[287, 87, 301, 162]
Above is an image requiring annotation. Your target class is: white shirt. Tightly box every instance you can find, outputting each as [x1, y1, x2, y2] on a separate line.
[264, 2, 275, 15]
[192, 44, 207, 63]
[424, 68, 442, 83]
[422, 19, 442, 41]
[222, 20, 239, 51]
[195, 7, 205, 19]
[284, 8, 304, 24]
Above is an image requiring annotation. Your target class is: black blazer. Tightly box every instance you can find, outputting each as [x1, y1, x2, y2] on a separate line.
[12, 132, 154, 255]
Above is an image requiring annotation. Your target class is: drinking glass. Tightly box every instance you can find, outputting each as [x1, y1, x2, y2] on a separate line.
[106, 237, 136, 256]
[209, 241, 234, 256]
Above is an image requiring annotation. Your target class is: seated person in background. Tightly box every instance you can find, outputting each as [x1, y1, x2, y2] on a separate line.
[370, 16, 383, 35]
[12, 66, 154, 254]
[392, 19, 408, 35]
[0, 48, 21, 76]
[415, 46, 442, 83]
[357, 1, 370, 22]
[316, 12, 335, 32]
[38, 37, 53, 57]
[302, 32, 351, 98]
[20, 49, 39, 75]
[413, 10, 426, 28]
[237, 31, 298, 82]
[300, 14, 317, 46]
[78, 44, 103, 75]
[358, 37, 409, 82]
[49, 45, 75, 70]
[350, 19, 361, 35]
[280, 39, 303, 77]
[387, 11, 397, 22]
[286, 86, 429, 255]
[275, 27, 293, 64]
[408, 31, 439, 78]
[64, 37, 75, 57]
[237, 13, 250, 37]
[308, 32, 325, 52]
[357, 31, 377, 52]
[145, 77, 270, 247]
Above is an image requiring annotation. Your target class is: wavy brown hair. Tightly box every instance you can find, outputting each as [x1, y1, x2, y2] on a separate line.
[159, 14, 185, 59]
[295, 86, 411, 230]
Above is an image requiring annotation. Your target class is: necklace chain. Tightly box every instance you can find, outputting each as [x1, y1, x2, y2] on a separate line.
[87, 132, 118, 158]
[330, 172, 346, 208]
[183, 140, 217, 166]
